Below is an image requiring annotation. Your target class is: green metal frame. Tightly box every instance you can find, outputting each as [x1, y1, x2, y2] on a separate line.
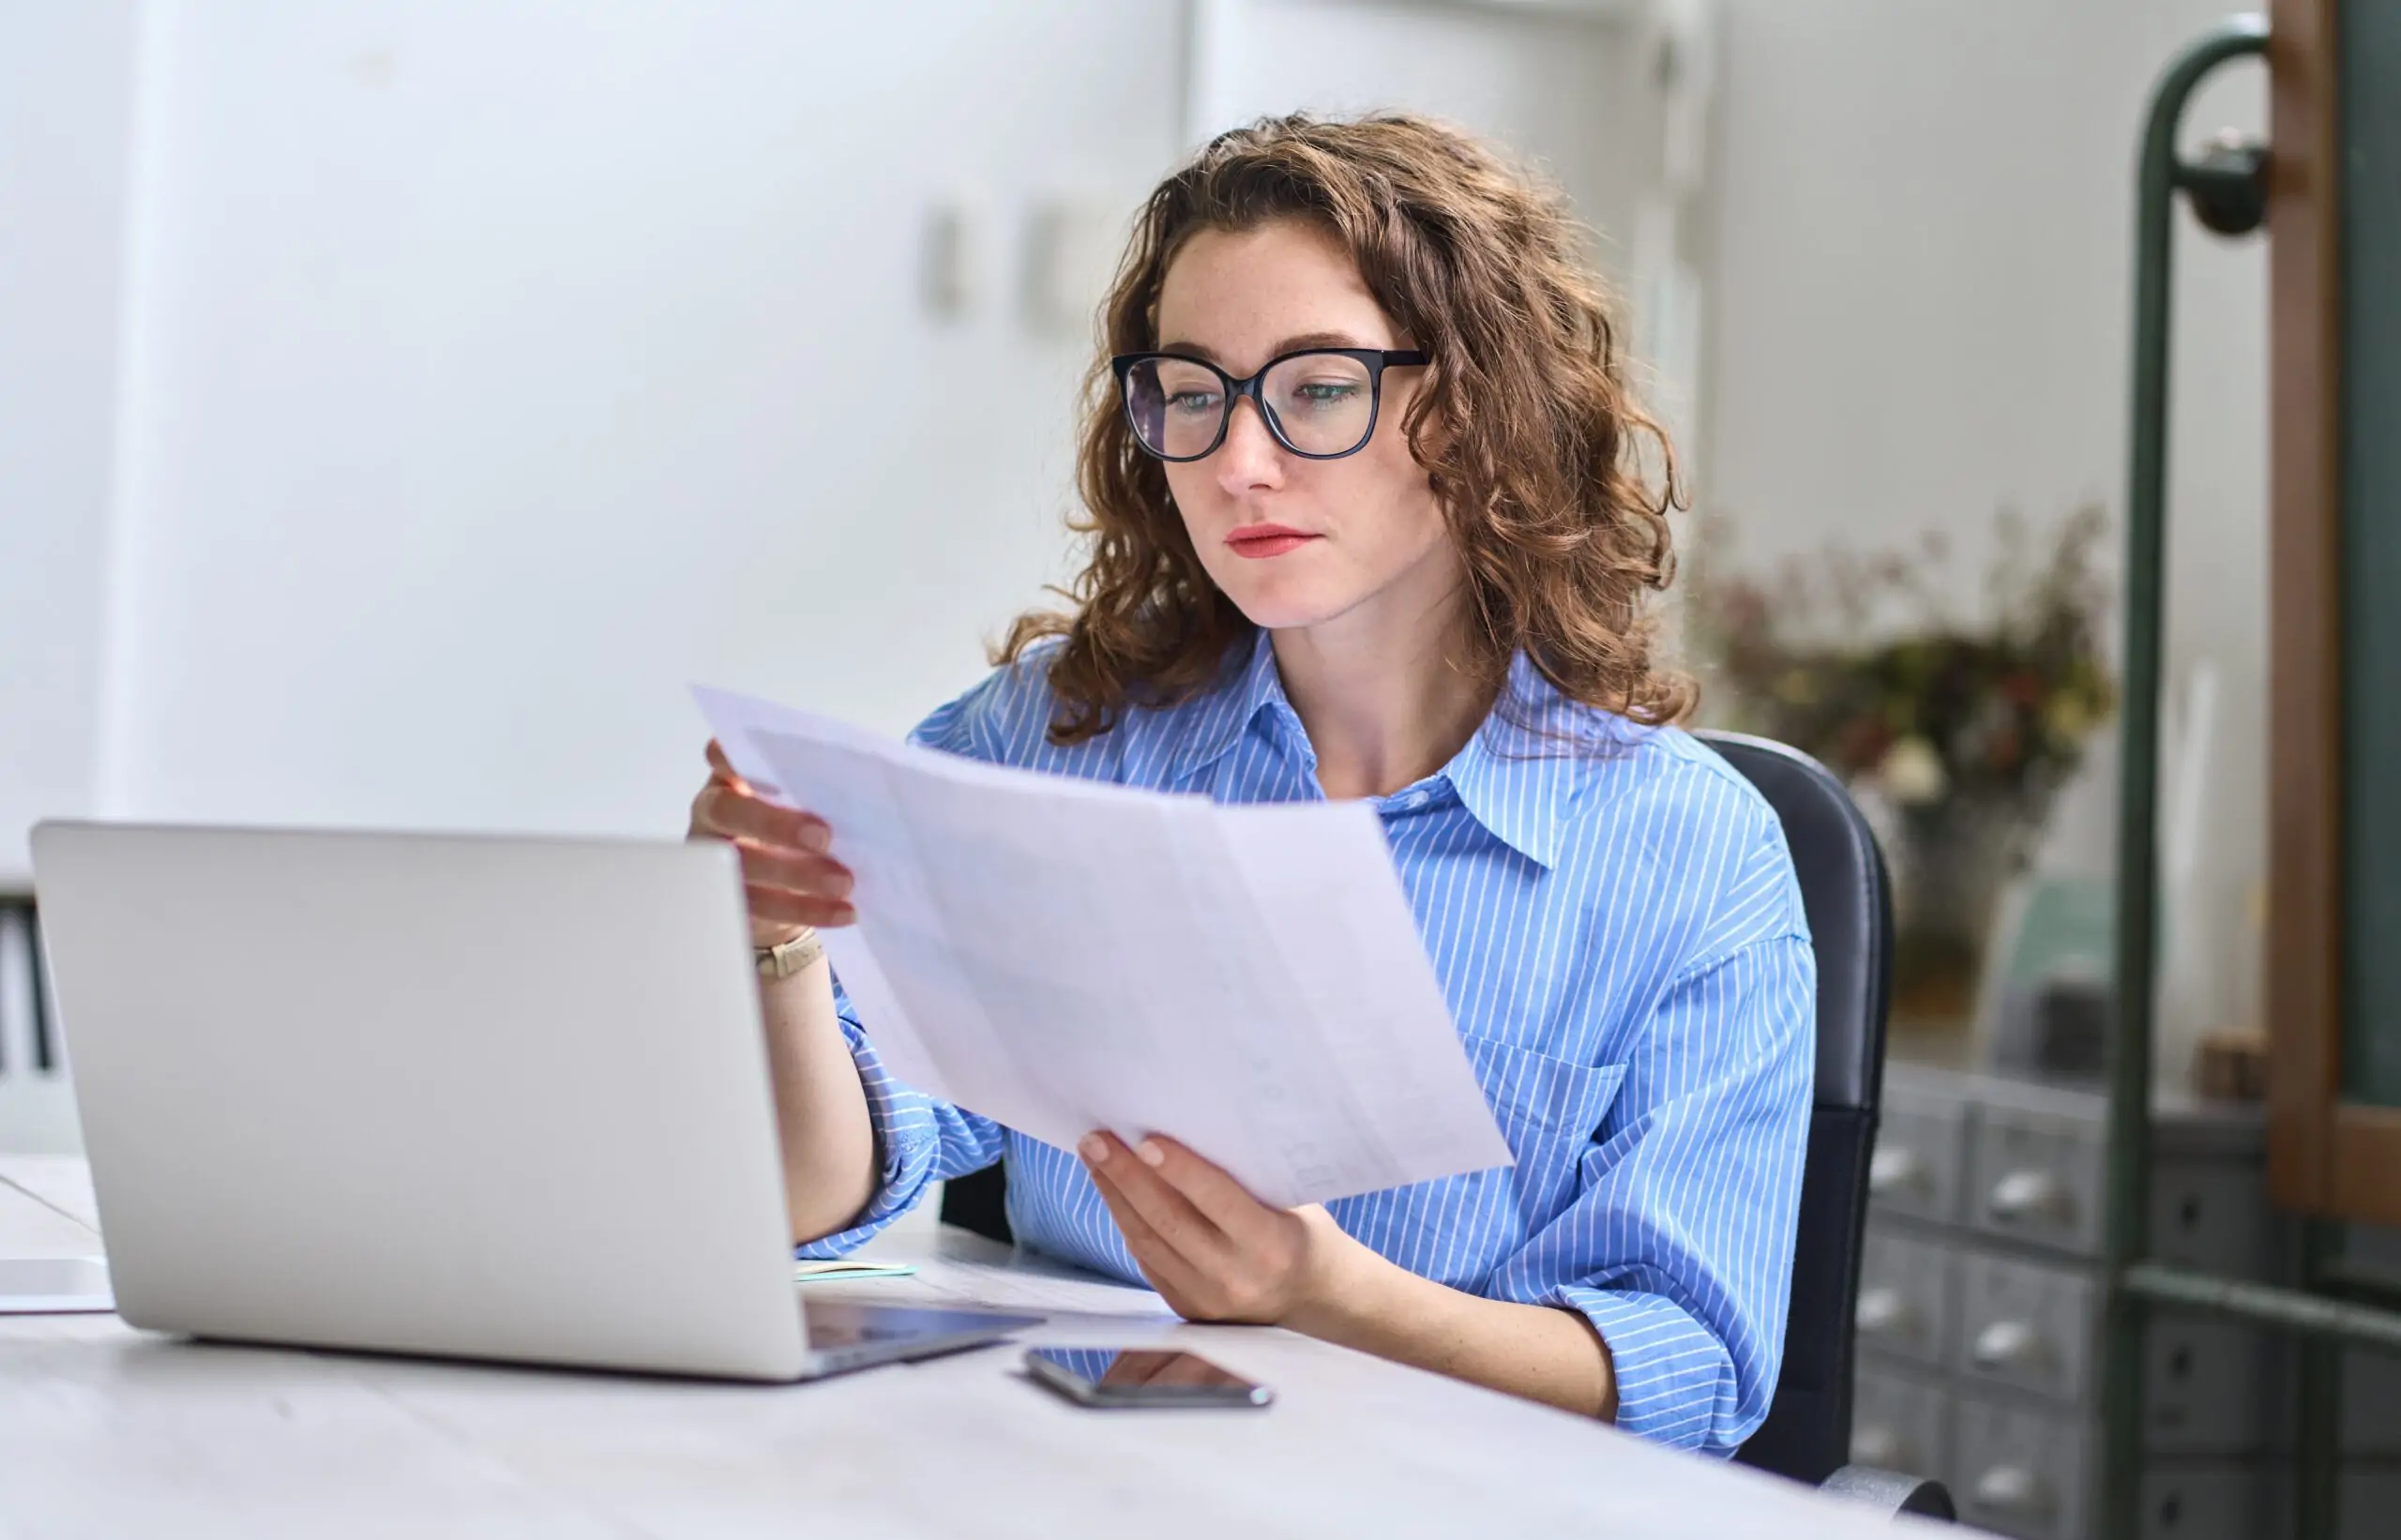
[2101, 13, 2401, 1540]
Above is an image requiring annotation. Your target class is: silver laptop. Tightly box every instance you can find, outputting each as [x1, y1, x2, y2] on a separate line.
[27, 822, 1037, 1381]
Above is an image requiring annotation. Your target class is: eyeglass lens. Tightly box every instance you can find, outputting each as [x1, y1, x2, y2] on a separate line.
[1123, 353, 1380, 460]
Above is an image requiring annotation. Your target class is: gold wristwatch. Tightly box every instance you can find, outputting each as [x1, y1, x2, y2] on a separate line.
[754, 927, 825, 979]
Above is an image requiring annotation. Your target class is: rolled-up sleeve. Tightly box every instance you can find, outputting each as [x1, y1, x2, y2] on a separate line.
[792, 979, 1005, 1259]
[1516, 932, 1815, 1455]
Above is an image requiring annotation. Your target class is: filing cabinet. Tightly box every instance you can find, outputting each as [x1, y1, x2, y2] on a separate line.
[1851, 1363, 1952, 1484]
[1853, 1064, 2394, 1540]
[2341, 1350, 2401, 1456]
[1868, 1082, 1971, 1224]
[1969, 1096, 2106, 1256]
[2138, 1461, 2277, 1540]
[2151, 1157, 2278, 1279]
[2146, 1318, 2277, 1455]
[1954, 1390, 2088, 1540]
[1957, 1248, 2095, 1405]
[1856, 1226, 1953, 1369]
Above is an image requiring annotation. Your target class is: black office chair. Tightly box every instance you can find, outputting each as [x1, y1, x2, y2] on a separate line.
[942, 732, 1950, 1520]
[1699, 732, 1950, 1520]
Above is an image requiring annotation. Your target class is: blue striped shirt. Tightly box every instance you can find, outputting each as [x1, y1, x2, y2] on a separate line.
[800, 632, 1815, 1456]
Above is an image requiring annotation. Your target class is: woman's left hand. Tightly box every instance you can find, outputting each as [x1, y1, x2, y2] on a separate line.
[1077, 1131, 1352, 1325]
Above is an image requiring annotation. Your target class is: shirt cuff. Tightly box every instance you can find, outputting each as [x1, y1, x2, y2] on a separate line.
[792, 1007, 944, 1259]
[1560, 1284, 1747, 1457]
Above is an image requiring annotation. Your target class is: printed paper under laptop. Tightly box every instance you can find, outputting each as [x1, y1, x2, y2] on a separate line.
[694, 687, 1514, 1209]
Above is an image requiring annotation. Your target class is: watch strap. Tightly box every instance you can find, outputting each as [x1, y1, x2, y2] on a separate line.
[754, 927, 825, 979]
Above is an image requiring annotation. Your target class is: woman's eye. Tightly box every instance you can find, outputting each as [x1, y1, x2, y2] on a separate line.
[1167, 390, 1222, 415]
[1292, 381, 1364, 407]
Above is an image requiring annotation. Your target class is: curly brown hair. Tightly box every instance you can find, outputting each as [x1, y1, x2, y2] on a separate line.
[1000, 112, 1694, 745]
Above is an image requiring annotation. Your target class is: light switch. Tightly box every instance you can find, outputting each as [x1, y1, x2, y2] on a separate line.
[921, 199, 985, 322]
[1023, 196, 1124, 339]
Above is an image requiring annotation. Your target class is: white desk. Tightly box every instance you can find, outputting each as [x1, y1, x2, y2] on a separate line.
[0, 1158, 1901, 1538]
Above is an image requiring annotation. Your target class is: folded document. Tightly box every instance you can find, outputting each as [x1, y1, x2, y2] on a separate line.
[694, 686, 1513, 1209]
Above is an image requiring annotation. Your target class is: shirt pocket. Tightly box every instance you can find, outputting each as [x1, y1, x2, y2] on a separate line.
[1458, 1034, 1628, 1231]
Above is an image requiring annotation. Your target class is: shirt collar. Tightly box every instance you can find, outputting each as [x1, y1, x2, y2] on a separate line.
[1171, 636, 1621, 870]
[1170, 630, 1299, 780]
[1442, 653, 1610, 870]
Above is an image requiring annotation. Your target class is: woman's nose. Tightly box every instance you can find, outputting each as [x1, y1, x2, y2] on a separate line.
[1213, 398, 1286, 491]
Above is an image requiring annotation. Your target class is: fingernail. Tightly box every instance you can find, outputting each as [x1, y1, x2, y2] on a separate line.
[1080, 1135, 1110, 1165]
[1137, 1140, 1166, 1168]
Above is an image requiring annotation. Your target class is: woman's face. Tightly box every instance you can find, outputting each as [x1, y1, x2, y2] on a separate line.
[1151, 219, 1454, 636]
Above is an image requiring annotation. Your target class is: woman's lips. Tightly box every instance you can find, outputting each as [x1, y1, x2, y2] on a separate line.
[1227, 524, 1319, 560]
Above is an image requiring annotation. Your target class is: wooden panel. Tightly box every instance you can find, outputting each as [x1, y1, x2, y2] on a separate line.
[2269, 0, 2401, 1220]
[2267, 0, 2345, 1211]
[2328, 1107, 2401, 1228]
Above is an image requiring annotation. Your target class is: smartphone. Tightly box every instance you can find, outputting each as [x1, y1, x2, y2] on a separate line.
[1023, 1347, 1273, 1409]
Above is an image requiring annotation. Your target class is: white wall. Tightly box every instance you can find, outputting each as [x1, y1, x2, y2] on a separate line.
[94, 0, 1185, 842]
[16, 0, 2267, 1080]
[1187, 0, 1711, 460]
[1189, 0, 1653, 255]
[0, 0, 136, 883]
[1, 0, 1675, 1155]
[53, 0, 1679, 853]
[1699, 0, 2272, 1072]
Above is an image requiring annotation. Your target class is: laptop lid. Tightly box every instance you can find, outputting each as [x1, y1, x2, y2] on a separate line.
[29, 823, 810, 1381]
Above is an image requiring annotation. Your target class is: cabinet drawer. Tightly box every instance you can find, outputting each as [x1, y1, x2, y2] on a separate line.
[1850, 1364, 1952, 1487]
[2337, 1462, 2401, 1540]
[1871, 1087, 1970, 1223]
[2150, 1158, 2282, 1280]
[2146, 1321, 2274, 1454]
[1957, 1409, 2279, 1540]
[2140, 1462, 2272, 1540]
[1971, 1100, 2105, 1256]
[1857, 1225, 1955, 1369]
[1956, 1392, 2089, 1540]
[1959, 1250, 2096, 1405]
[2345, 1345, 2401, 1455]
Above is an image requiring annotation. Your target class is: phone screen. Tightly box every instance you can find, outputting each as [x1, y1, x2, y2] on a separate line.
[1024, 1347, 1272, 1408]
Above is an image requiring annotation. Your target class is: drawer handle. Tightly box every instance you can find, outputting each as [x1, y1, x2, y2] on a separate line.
[1971, 1464, 2050, 1518]
[1856, 1287, 1911, 1338]
[1868, 1145, 1925, 1196]
[1850, 1424, 1904, 1468]
[1971, 1319, 2046, 1372]
[1988, 1169, 2073, 1226]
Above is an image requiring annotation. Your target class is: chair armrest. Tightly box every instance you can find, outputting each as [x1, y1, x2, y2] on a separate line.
[1817, 1464, 1956, 1522]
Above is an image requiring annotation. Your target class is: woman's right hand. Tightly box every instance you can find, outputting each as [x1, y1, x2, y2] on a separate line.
[687, 740, 856, 945]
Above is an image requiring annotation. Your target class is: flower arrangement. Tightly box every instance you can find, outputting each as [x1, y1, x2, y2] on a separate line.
[1691, 504, 2117, 812]
[1687, 505, 2119, 1023]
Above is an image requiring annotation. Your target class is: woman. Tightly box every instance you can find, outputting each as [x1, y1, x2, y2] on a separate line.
[688, 114, 1813, 1457]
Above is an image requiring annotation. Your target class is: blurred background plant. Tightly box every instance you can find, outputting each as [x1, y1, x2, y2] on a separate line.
[1688, 505, 2120, 1024]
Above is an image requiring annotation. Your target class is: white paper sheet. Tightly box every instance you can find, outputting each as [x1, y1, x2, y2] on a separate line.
[693, 685, 1513, 1209]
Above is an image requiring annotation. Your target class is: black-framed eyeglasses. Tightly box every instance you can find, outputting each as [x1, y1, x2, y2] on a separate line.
[1111, 348, 1428, 462]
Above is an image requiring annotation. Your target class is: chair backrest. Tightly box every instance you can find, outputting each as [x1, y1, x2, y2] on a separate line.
[939, 1150, 1013, 1246]
[944, 732, 1893, 1484]
[1699, 731, 1894, 1485]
